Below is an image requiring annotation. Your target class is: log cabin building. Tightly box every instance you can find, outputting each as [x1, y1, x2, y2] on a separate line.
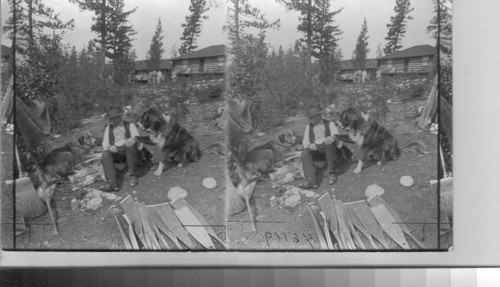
[171, 44, 227, 79]
[376, 44, 436, 76]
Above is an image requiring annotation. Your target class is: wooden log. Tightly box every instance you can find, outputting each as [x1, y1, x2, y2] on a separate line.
[150, 203, 196, 249]
[317, 193, 344, 249]
[367, 195, 425, 249]
[345, 202, 378, 249]
[418, 75, 438, 127]
[170, 197, 227, 249]
[306, 206, 327, 250]
[370, 204, 410, 250]
[333, 200, 357, 249]
[351, 200, 390, 249]
[109, 208, 132, 250]
[175, 206, 215, 249]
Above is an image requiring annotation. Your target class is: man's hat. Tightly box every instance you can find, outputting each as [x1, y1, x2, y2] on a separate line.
[306, 104, 323, 117]
[105, 107, 123, 119]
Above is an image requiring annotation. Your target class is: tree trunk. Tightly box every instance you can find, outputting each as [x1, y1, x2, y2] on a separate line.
[305, 0, 312, 82]
[100, 0, 107, 84]
[28, 0, 33, 49]
[234, 0, 240, 42]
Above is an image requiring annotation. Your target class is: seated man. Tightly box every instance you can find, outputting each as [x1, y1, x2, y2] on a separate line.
[299, 104, 340, 189]
[101, 107, 140, 191]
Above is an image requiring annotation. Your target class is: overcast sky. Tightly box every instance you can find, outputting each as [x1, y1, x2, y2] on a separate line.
[1, 0, 435, 60]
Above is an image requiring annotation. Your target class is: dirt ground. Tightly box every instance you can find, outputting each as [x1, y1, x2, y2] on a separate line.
[228, 88, 452, 251]
[1, 89, 226, 250]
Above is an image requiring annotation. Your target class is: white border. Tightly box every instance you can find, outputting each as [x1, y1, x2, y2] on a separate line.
[2, 0, 500, 267]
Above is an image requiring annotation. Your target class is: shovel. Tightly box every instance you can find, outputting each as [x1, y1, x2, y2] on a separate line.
[15, 145, 58, 235]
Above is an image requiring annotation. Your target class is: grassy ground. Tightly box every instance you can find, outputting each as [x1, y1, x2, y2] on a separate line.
[2, 84, 226, 250]
[228, 79, 451, 250]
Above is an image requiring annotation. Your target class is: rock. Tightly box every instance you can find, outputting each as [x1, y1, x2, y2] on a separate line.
[167, 186, 188, 201]
[299, 188, 317, 198]
[400, 176, 414, 187]
[282, 194, 301, 208]
[365, 184, 385, 199]
[86, 197, 103, 210]
[202, 177, 217, 189]
[101, 192, 117, 201]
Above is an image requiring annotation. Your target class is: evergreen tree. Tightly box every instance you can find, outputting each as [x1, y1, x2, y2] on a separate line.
[384, 0, 414, 55]
[179, 0, 209, 55]
[282, 0, 343, 83]
[376, 43, 384, 58]
[170, 44, 179, 58]
[147, 18, 165, 70]
[352, 18, 370, 70]
[427, 0, 452, 57]
[4, 0, 74, 54]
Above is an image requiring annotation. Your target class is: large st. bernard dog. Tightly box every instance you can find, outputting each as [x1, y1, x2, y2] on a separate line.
[136, 108, 201, 176]
[339, 107, 400, 174]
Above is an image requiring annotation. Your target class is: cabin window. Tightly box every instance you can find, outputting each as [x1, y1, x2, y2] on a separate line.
[218, 56, 225, 67]
[422, 56, 429, 67]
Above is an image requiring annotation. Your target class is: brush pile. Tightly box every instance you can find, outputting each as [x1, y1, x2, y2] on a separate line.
[311, 193, 426, 250]
[111, 195, 226, 250]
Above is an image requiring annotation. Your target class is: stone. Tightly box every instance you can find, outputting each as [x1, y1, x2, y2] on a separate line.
[400, 175, 414, 187]
[202, 177, 217, 189]
[365, 184, 385, 199]
[167, 186, 188, 201]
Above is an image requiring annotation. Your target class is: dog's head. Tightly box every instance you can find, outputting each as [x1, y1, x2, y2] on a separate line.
[137, 108, 174, 133]
[339, 107, 366, 131]
[277, 129, 298, 145]
[76, 131, 97, 147]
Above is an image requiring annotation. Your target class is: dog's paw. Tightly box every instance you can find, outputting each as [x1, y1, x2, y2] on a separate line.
[353, 168, 361, 174]
[154, 169, 163, 176]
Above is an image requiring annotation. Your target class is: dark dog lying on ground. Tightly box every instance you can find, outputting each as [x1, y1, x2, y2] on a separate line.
[39, 131, 98, 184]
[338, 107, 400, 174]
[136, 108, 201, 176]
[240, 129, 298, 183]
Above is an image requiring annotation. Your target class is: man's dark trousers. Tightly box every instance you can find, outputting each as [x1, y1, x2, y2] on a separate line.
[102, 144, 138, 184]
[301, 143, 337, 185]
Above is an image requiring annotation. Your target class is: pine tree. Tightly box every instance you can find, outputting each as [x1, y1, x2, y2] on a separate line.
[282, 0, 343, 83]
[384, 0, 414, 55]
[179, 0, 209, 55]
[4, 0, 74, 54]
[376, 43, 384, 58]
[147, 18, 165, 70]
[170, 44, 179, 58]
[352, 18, 370, 70]
[427, 0, 452, 57]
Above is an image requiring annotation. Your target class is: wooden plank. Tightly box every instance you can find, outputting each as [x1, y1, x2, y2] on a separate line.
[174, 206, 215, 249]
[171, 197, 227, 249]
[136, 203, 161, 250]
[150, 203, 196, 249]
[338, 201, 366, 249]
[120, 195, 144, 244]
[370, 204, 410, 249]
[306, 206, 327, 250]
[333, 200, 357, 249]
[122, 214, 139, 249]
[147, 205, 183, 249]
[351, 200, 390, 249]
[345, 202, 378, 249]
[319, 211, 334, 250]
[109, 209, 132, 249]
[317, 193, 344, 249]
[367, 195, 426, 249]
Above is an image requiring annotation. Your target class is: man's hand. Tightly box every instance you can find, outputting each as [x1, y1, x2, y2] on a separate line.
[125, 138, 136, 147]
[308, 143, 318, 151]
[109, 145, 118, 153]
[324, 136, 335, 145]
